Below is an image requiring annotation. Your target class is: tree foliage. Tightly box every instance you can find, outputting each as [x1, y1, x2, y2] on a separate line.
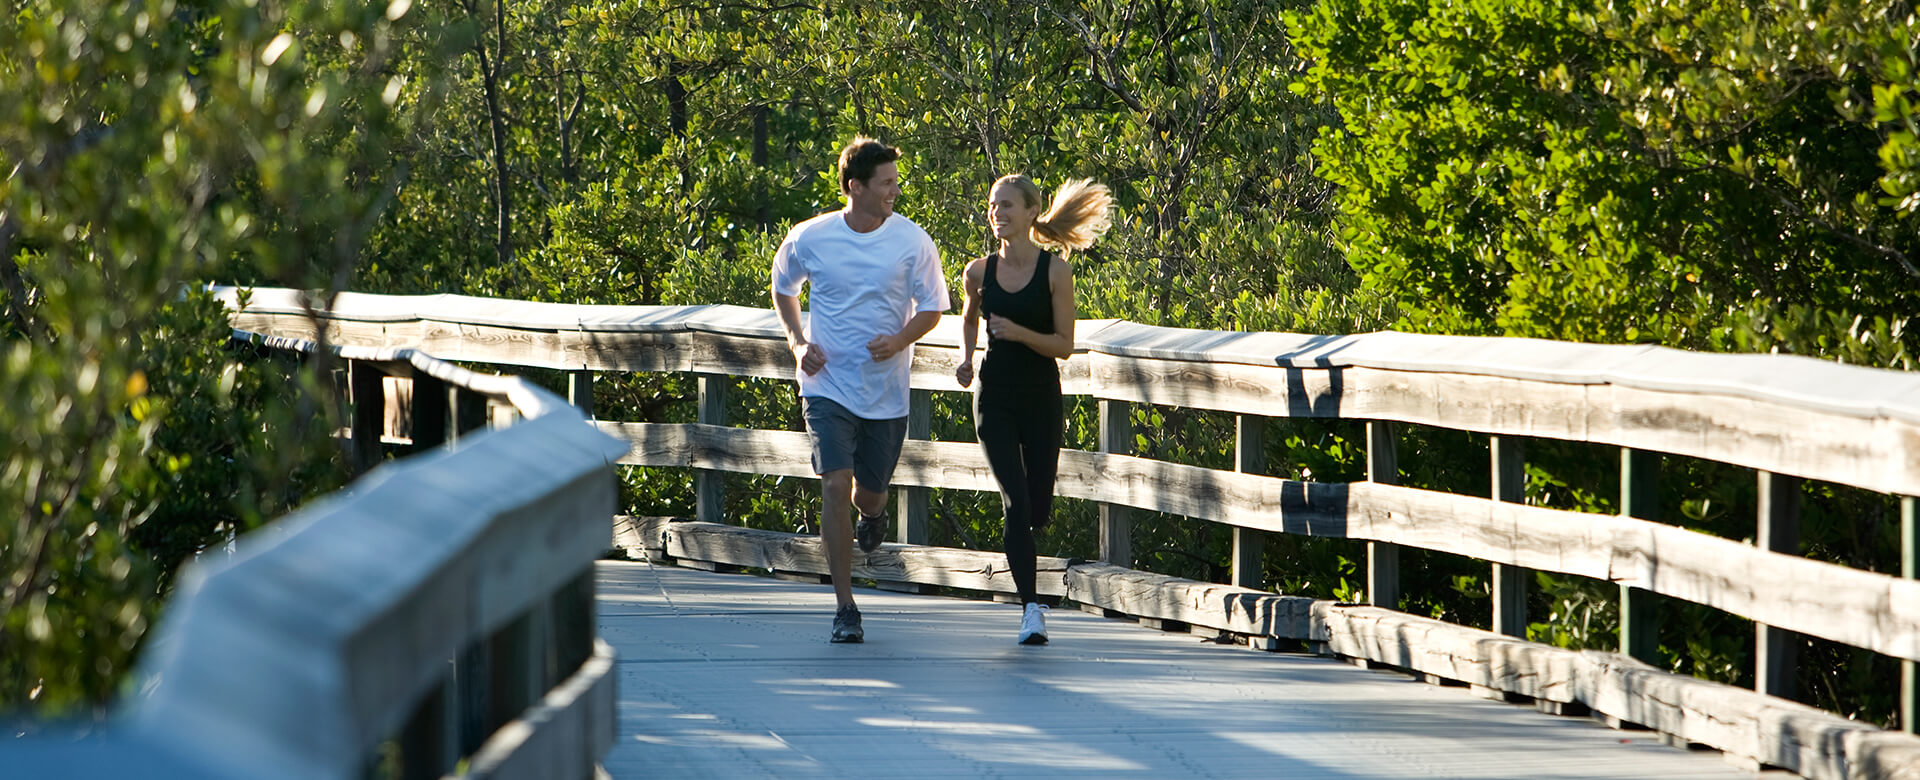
[1, 0, 437, 712]
[1289, 0, 1920, 364]
[4, 0, 1916, 726]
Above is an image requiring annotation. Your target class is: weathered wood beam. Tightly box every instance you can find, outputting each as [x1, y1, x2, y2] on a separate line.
[598, 422, 1920, 664]
[1099, 400, 1133, 567]
[1231, 414, 1266, 590]
[1905, 495, 1918, 736]
[1491, 435, 1527, 638]
[225, 299, 1920, 498]
[663, 521, 1069, 597]
[350, 359, 386, 473]
[1756, 470, 1802, 701]
[655, 521, 1920, 780]
[568, 369, 594, 418]
[896, 389, 932, 545]
[1366, 421, 1399, 609]
[695, 374, 727, 526]
[1619, 447, 1661, 664]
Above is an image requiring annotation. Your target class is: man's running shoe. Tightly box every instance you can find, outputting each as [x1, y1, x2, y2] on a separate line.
[856, 511, 888, 553]
[831, 604, 864, 643]
[1018, 602, 1049, 645]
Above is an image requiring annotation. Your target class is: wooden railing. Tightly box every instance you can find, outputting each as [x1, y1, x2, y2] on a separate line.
[217, 286, 1920, 780]
[12, 328, 628, 780]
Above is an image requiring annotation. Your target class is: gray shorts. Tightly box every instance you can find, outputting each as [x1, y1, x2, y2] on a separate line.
[801, 397, 907, 494]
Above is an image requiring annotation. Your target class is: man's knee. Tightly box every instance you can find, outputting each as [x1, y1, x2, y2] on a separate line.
[852, 485, 888, 514]
[822, 470, 854, 496]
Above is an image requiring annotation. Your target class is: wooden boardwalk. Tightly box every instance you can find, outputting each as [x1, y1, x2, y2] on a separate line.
[598, 561, 1754, 779]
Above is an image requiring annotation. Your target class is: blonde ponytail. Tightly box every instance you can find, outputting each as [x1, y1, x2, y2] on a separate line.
[1030, 178, 1114, 254]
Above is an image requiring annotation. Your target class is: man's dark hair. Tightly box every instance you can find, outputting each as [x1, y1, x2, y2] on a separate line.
[838, 136, 900, 193]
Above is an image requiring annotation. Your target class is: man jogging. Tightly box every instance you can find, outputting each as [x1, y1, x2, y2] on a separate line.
[770, 136, 949, 643]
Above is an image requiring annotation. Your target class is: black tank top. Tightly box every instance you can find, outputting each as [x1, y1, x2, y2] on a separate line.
[980, 251, 1060, 389]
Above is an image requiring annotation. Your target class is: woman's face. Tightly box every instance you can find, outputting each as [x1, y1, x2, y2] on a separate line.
[986, 182, 1038, 241]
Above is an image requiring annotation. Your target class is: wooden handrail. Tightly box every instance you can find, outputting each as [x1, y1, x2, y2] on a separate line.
[13, 326, 628, 780]
[216, 286, 1920, 780]
[217, 285, 1920, 496]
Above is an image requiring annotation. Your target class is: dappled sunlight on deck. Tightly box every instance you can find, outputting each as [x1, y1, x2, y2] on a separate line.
[600, 561, 1749, 779]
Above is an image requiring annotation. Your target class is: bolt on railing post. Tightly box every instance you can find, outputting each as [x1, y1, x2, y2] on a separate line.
[1491, 435, 1527, 637]
[1098, 399, 1133, 567]
[1756, 471, 1802, 700]
[895, 389, 932, 545]
[696, 374, 727, 525]
[1231, 414, 1267, 590]
[1366, 421, 1399, 609]
[1619, 447, 1662, 663]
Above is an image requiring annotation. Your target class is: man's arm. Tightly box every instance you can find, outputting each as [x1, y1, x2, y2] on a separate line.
[868, 310, 940, 362]
[774, 292, 826, 375]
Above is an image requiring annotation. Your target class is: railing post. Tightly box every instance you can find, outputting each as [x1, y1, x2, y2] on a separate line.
[409, 372, 450, 455]
[349, 359, 385, 473]
[1098, 399, 1132, 566]
[396, 669, 457, 780]
[1365, 421, 1399, 609]
[451, 387, 488, 441]
[1902, 495, 1916, 734]
[487, 611, 537, 736]
[1620, 447, 1662, 663]
[696, 374, 727, 525]
[895, 389, 932, 545]
[1755, 470, 1802, 699]
[569, 368, 595, 418]
[455, 640, 489, 756]
[1491, 435, 1527, 637]
[1232, 414, 1266, 589]
[551, 568, 597, 681]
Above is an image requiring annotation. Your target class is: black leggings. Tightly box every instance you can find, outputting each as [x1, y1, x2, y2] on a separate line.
[974, 383, 1063, 604]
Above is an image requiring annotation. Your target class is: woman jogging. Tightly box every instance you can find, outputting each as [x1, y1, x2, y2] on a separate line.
[955, 174, 1114, 645]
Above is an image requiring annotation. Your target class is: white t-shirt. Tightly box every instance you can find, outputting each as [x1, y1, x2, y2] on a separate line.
[770, 210, 950, 420]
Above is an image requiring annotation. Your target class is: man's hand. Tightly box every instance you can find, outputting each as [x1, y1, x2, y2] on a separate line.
[867, 334, 905, 362]
[793, 342, 826, 375]
[954, 360, 974, 388]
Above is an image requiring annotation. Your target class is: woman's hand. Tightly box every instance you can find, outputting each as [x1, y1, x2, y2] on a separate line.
[985, 314, 1028, 343]
[955, 359, 974, 388]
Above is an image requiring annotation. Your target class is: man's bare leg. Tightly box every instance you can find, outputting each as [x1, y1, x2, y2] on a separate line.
[821, 470, 856, 607]
[852, 485, 888, 522]
[823, 471, 893, 607]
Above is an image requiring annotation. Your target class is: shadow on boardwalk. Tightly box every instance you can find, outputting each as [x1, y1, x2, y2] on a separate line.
[597, 562, 1747, 780]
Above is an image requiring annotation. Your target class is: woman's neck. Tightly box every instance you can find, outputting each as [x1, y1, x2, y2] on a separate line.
[997, 236, 1042, 266]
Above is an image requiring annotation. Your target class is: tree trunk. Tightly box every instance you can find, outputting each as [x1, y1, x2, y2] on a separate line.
[752, 104, 770, 229]
[477, 0, 513, 272]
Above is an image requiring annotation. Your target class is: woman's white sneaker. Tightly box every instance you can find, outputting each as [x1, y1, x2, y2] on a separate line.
[1018, 602, 1049, 645]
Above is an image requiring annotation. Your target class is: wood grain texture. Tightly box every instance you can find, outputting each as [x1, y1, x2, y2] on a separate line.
[598, 423, 1920, 662]
[463, 639, 617, 780]
[234, 304, 1920, 496]
[124, 385, 627, 780]
[662, 521, 1068, 596]
[624, 523, 1920, 780]
[1312, 605, 1920, 780]
[1065, 563, 1320, 639]
[612, 516, 676, 559]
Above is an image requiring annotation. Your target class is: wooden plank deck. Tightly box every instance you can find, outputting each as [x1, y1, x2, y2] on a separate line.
[597, 561, 1757, 779]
